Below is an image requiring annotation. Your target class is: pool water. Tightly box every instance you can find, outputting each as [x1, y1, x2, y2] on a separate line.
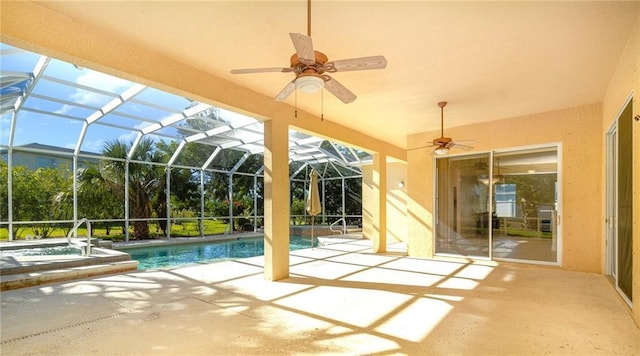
[122, 235, 317, 270]
[1, 245, 82, 257]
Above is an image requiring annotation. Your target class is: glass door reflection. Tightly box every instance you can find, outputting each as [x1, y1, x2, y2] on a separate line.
[435, 147, 560, 264]
[435, 154, 492, 258]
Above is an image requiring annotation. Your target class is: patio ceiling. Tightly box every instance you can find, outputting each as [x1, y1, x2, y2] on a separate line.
[3, 1, 638, 149]
[0, 43, 368, 177]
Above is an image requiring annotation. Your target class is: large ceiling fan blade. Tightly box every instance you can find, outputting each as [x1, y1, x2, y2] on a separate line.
[453, 139, 476, 144]
[450, 142, 475, 151]
[324, 77, 357, 104]
[230, 67, 293, 74]
[290, 33, 315, 65]
[407, 143, 439, 151]
[325, 55, 388, 72]
[274, 81, 296, 102]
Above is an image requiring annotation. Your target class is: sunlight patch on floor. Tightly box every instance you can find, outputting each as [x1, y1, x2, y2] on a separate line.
[275, 286, 412, 328]
[376, 297, 454, 342]
[436, 277, 479, 290]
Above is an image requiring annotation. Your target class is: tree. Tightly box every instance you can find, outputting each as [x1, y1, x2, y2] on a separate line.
[0, 161, 71, 238]
[73, 163, 124, 235]
[31, 165, 72, 238]
[506, 174, 556, 229]
[79, 138, 165, 239]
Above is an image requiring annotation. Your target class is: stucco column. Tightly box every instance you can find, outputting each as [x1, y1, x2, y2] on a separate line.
[406, 148, 434, 258]
[263, 119, 290, 281]
[372, 153, 387, 253]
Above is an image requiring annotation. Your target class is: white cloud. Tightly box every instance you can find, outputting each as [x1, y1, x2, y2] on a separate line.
[75, 71, 131, 97]
[80, 138, 107, 153]
[1, 115, 11, 140]
[55, 71, 133, 116]
[118, 131, 138, 144]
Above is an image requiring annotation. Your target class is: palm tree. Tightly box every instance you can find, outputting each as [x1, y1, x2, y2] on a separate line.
[74, 163, 123, 236]
[81, 137, 165, 239]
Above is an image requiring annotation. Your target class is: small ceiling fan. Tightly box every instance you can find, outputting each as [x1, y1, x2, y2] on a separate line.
[428, 101, 475, 155]
[230, 0, 387, 104]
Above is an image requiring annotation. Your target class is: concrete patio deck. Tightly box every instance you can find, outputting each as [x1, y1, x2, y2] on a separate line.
[1, 238, 638, 355]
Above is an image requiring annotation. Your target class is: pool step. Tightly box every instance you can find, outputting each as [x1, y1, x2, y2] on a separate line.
[0, 260, 139, 291]
[1, 252, 132, 276]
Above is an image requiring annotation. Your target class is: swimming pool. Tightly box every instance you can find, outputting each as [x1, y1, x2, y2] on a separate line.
[121, 235, 316, 270]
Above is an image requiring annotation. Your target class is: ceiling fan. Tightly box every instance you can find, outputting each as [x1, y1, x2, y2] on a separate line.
[230, 0, 387, 104]
[429, 101, 475, 155]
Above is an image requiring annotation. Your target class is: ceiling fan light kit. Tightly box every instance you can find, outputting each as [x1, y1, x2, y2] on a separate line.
[434, 147, 450, 155]
[296, 75, 324, 93]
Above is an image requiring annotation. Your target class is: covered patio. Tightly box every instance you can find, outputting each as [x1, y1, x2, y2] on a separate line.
[2, 0, 640, 346]
[2, 239, 639, 355]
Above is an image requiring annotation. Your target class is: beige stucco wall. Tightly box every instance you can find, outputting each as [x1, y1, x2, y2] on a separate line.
[602, 12, 639, 326]
[407, 104, 603, 272]
[386, 161, 408, 243]
[363, 160, 408, 246]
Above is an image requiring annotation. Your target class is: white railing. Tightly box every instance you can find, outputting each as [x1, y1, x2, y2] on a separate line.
[67, 218, 92, 256]
[329, 218, 347, 235]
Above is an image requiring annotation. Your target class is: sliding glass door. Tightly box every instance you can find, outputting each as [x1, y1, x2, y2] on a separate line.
[435, 146, 560, 264]
[435, 153, 492, 258]
[491, 148, 558, 263]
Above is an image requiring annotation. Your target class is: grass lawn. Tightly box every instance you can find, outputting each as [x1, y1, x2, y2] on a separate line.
[0, 219, 231, 241]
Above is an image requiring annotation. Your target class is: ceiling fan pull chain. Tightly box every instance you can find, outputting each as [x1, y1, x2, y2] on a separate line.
[295, 88, 298, 118]
[321, 88, 324, 121]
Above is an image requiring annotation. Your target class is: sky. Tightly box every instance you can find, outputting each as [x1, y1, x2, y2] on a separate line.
[1, 43, 198, 154]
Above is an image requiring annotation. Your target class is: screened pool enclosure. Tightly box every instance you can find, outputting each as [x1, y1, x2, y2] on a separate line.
[0, 43, 368, 241]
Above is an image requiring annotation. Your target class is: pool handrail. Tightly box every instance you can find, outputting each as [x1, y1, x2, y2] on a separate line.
[67, 218, 92, 256]
[329, 218, 347, 235]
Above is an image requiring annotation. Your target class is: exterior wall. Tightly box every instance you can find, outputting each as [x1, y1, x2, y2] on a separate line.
[362, 160, 408, 246]
[602, 12, 640, 326]
[386, 161, 408, 243]
[407, 104, 603, 272]
[12, 151, 66, 170]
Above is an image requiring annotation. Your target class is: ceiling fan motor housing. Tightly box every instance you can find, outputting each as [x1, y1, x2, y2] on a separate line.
[433, 136, 452, 146]
[290, 51, 328, 74]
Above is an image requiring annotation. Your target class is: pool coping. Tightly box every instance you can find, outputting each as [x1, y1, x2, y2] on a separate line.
[112, 232, 265, 250]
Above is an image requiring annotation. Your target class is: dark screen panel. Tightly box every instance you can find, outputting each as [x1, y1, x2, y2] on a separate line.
[617, 101, 633, 301]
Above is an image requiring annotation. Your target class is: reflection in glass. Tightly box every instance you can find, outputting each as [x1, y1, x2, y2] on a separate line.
[491, 149, 558, 263]
[436, 154, 491, 258]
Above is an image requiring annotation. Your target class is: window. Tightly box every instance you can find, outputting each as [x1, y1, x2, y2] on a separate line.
[495, 183, 516, 217]
[37, 157, 56, 168]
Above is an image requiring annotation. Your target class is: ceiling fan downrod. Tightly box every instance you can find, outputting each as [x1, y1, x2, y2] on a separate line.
[438, 101, 447, 137]
[307, 0, 312, 37]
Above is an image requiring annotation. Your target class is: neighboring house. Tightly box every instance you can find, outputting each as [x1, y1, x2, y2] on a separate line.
[0, 143, 98, 171]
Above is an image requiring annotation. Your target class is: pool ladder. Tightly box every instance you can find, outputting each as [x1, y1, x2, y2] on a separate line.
[330, 218, 347, 235]
[67, 218, 93, 256]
